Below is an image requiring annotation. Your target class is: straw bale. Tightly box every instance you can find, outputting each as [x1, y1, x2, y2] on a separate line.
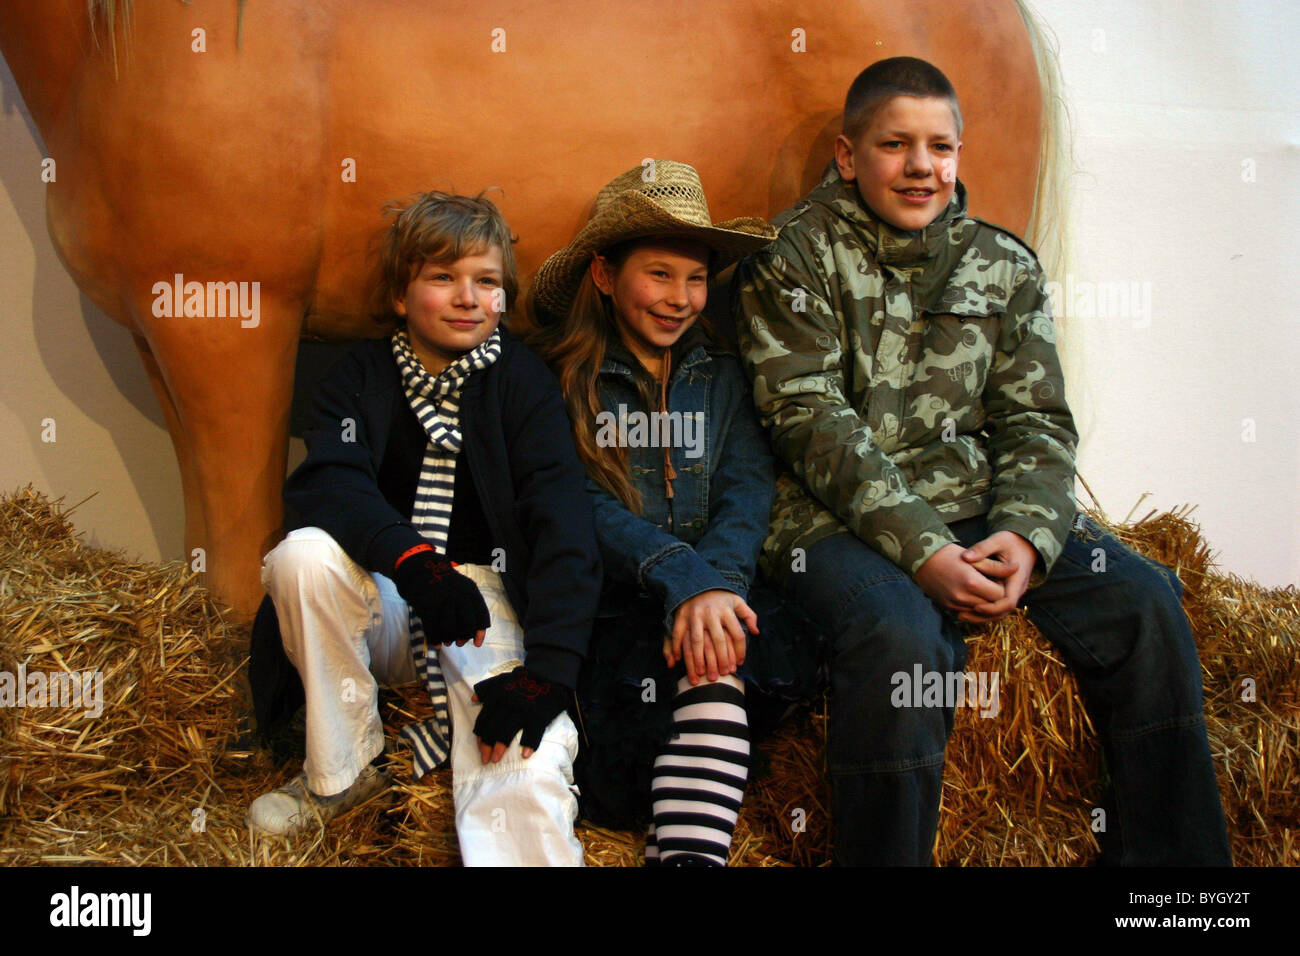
[0, 486, 1295, 866]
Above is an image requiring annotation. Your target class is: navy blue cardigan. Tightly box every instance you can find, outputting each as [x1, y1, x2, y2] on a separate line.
[276, 326, 600, 690]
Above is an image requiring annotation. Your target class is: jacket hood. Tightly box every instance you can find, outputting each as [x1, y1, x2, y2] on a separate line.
[794, 161, 969, 268]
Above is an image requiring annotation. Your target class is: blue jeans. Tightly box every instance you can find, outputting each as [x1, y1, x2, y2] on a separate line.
[788, 514, 1231, 866]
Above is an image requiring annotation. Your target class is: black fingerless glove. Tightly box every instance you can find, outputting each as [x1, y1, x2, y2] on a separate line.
[472, 666, 569, 751]
[391, 544, 490, 646]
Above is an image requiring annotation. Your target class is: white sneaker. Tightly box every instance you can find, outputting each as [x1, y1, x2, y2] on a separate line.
[248, 764, 390, 835]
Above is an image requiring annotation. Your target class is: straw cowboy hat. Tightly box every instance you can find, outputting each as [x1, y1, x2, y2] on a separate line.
[530, 160, 777, 322]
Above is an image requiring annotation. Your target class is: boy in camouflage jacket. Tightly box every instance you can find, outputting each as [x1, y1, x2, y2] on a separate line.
[734, 57, 1230, 865]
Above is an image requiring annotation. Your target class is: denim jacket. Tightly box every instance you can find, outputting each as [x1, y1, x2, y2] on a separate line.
[589, 327, 775, 624]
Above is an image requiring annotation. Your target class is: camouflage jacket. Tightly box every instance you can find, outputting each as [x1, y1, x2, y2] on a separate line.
[733, 166, 1078, 587]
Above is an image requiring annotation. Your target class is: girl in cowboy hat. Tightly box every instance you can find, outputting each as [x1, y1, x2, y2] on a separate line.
[522, 160, 818, 865]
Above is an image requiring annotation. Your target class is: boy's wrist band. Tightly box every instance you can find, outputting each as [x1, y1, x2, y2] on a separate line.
[394, 543, 435, 569]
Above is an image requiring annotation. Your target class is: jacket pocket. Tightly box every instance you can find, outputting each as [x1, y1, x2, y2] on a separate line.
[905, 305, 999, 442]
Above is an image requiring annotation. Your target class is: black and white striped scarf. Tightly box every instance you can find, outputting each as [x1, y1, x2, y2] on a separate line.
[390, 326, 502, 778]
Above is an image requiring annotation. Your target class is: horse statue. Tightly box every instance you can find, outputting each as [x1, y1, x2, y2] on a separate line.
[0, 0, 1060, 621]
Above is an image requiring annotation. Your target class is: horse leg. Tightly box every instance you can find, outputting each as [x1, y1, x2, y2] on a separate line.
[131, 332, 207, 565]
[141, 297, 302, 625]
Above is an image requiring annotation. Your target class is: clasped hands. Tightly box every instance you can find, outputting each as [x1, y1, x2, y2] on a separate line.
[661, 589, 758, 686]
[913, 530, 1038, 624]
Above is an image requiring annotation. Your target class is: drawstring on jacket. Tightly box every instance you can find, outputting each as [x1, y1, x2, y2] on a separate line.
[659, 347, 676, 500]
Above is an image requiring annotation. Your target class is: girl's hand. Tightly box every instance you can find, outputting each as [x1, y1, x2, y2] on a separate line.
[662, 590, 758, 684]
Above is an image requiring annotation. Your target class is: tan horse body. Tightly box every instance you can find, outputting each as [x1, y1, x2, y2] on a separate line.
[0, 0, 1046, 619]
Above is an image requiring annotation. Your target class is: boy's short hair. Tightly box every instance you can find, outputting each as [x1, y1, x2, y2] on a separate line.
[843, 56, 963, 140]
[378, 190, 519, 323]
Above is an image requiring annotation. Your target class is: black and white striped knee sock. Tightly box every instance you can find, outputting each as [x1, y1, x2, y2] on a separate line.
[650, 675, 749, 866]
[644, 822, 660, 866]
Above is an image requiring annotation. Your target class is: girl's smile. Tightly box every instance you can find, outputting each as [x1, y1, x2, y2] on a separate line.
[591, 238, 710, 377]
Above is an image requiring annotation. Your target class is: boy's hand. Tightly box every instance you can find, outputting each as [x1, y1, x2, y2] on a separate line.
[957, 531, 1038, 621]
[662, 590, 757, 685]
[914, 543, 1017, 623]
[391, 546, 489, 647]
[471, 667, 568, 763]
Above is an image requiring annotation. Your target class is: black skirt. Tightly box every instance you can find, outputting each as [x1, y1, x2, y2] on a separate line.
[572, 582, 826, 830]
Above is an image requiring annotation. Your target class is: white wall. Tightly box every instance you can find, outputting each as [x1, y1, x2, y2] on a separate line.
[1, 0, 1296, 585]
[1039, 0, 1300, 586]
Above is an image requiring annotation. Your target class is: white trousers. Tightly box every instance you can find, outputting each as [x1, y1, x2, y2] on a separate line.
[261, 527, 584, 866]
